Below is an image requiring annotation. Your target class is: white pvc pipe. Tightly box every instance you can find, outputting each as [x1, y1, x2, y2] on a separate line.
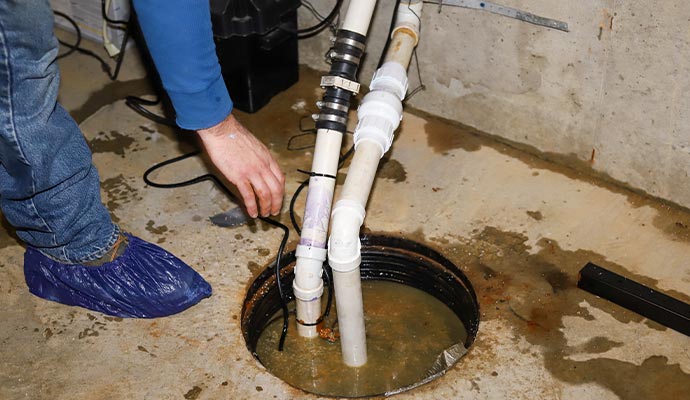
[293, 246, 326, 338]
[294, 129, 342, 338]
[328, 0, 423, 366]
[311, 129, 342, 176]
[333, 268, 367, 366]
[294, 0, 381, 340]
[384, 32, 416, 69]
[339, 143, 383, 205]
[341, 0, 378, 35]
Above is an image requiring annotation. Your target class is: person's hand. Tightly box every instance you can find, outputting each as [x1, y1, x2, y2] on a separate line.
[197, 113, 285, 218]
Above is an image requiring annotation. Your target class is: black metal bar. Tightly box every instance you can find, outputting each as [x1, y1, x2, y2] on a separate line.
[578, 262, 690, 337]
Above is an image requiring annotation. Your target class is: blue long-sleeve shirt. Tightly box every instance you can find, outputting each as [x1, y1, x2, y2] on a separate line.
[131, 0, 232, 130]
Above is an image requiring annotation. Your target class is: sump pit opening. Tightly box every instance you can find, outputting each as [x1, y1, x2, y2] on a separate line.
[241, 234, 480, 397]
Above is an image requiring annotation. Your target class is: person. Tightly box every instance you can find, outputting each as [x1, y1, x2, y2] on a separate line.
[0, 0, 285, 317]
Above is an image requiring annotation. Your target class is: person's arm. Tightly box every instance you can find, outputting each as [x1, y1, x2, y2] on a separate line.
[131, 0, 284, 218]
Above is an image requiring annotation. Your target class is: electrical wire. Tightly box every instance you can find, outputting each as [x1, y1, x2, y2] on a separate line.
[288, 144, 355, 235]
[52, 10, 130, 80]
[297, 0, 344, 39]
[287, 115, 355, 152]
[286, 116, 319, 151]
[101, 0, 129, 26]
[377, 0, 403, 69]
[141, 151, 296, 350]
[54, 11, 81, 60]
[134, 106, 346, 350]
[404, 48, 426, 101]
[125, 95, 177, 128]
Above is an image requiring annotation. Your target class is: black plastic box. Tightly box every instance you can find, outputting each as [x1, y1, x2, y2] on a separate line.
[211, 0, 300, 113]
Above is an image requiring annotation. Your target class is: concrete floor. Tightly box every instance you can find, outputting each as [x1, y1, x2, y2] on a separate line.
[1, 35, 690, 400]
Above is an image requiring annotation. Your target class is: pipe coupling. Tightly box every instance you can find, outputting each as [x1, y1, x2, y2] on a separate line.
[296, 244, 327, 262]
[293, 280, 324, 302]
[354, 90, 403, 155]
[371, 62, 409, 100]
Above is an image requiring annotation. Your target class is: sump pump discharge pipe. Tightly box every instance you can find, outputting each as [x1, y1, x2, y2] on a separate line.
[328, 0, 424, 367]
[294, 0, 378, 338]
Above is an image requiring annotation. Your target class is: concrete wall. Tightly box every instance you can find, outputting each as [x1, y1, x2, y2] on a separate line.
[298, 1, 690, 208]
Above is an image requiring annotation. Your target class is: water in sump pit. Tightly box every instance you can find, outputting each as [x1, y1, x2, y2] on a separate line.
[255, 280, 468, 397]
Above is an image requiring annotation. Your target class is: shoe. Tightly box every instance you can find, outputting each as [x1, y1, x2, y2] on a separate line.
[23, 233, 212, 318]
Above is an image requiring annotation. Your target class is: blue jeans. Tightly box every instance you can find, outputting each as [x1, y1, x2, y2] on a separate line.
[0, 0, 119, 263]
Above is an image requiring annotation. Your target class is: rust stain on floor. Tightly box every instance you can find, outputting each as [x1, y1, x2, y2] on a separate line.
[404, 227, 690, 399]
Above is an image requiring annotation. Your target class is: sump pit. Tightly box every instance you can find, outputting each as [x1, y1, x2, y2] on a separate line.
[242, 234, 480, 397]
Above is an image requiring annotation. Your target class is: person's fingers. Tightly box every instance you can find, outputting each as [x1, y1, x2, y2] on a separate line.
[268, 155, 285, 188]
[263, 169, 283, 216]
[236, 180, 258, 218]
[249, 174, 272, 217]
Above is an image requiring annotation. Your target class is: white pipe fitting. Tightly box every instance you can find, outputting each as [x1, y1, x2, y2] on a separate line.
[392, 0, 423, 44]
[328, 200, 366, 273]
[371, 62, 409, 99]
[353, 90, 403, 155]
[293, 245, 327, 300]
[293, 245, 327, 338]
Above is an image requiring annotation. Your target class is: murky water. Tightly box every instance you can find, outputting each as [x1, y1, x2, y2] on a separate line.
[255, 280, 468, 397]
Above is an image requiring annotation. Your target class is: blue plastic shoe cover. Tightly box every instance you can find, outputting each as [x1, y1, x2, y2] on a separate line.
[24, 233, 212, 318]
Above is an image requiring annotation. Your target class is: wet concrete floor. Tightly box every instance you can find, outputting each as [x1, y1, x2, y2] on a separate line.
[1, 35, 689, 399]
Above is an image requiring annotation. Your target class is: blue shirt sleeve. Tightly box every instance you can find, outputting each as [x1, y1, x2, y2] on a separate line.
[131, 0, 233, 130]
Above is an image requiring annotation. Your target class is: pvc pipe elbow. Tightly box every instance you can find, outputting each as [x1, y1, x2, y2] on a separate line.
[328, 200, 366, 273]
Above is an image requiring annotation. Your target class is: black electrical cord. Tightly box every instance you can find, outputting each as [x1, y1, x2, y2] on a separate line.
[405, 48, 426, 101]
[135, 109, 346, 350]
[289, 180, 309, 236]
[141, 148, 342, 350]
[54, 11, 81, 60]
[297, 0, 344, 39]
[125, 95, 177, 128]
[377, 0, 403, 69]
[142, 151, 296, 351]
[101, 0, 129, 26]
[52, 10, 130, 80]
[139, 134, 344, 350]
